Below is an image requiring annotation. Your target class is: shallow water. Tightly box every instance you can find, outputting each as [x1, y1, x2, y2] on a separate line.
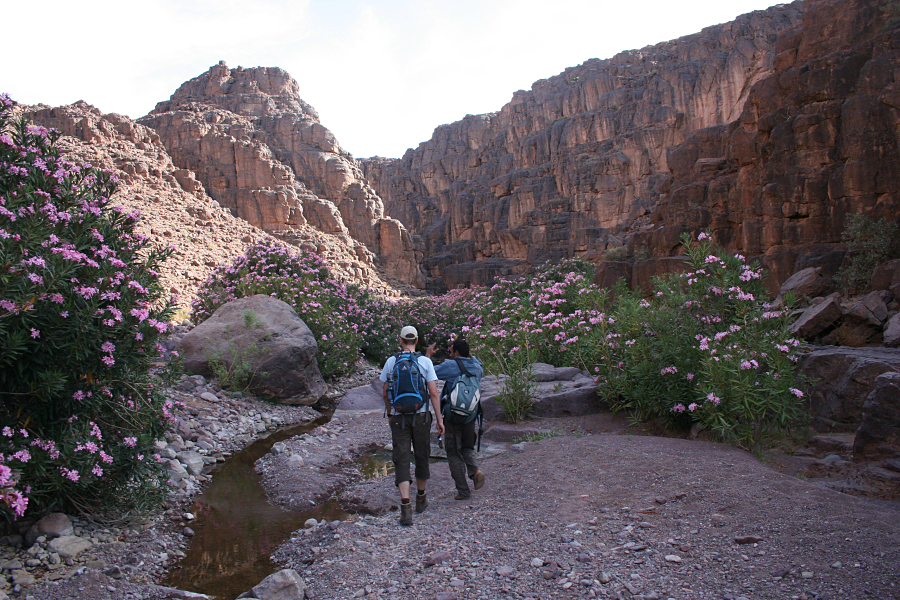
[163, 413, 349, 600]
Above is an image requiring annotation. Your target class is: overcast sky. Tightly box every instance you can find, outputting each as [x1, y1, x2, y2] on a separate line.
[4, 0, 785, 159]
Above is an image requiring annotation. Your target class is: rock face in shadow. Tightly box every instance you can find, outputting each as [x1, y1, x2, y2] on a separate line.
[797, 346, 900, 432]
[645, 0, 900, 295]
[139, 62, 424, 288]
[177, 295, 327, 405]
[361, 3, 804, 290]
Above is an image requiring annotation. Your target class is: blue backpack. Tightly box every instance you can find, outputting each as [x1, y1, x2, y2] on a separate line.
[388, 351, 427, 414]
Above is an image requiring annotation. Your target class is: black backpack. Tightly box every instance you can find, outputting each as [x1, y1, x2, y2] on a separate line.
[388, 351, 427, 414]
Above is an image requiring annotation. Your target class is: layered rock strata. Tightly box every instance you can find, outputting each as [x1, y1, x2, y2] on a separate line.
[362, 3, 804, 290]
[22, 102, 401, 303]
[139, 62, 424, 288]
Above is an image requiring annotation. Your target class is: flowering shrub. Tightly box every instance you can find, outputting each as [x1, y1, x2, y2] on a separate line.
[462, 259, 609, 373]
[589, 232, 806, 450]
[192, 245, 369, 380]
[0, 96, 176, 520]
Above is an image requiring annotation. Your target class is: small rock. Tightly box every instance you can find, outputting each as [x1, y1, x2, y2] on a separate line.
[304, 518, 318, 529]
[530, 558, 544, 567]
[734, 536, 764, 545]
[424, 551, 451, 567]
[831, 561, 843, 568]
[598, 572, 612, 583]
[183, 527, 195, 537]
[801, 571, 814, 578]
[435, 593, 457, 600]
[199, 392, 219, 403]
[664, 555, 682, 563]
[497, 565, 516, 577]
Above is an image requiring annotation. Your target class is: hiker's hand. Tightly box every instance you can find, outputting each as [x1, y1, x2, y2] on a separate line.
[426, 342, 437, 358]
[435, 418, 445, 436]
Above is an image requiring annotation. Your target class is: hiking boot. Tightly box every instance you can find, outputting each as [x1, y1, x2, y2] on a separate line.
[416, 492, 428, 513]
[473, 470, 485, 490]
[399, 503, 413, 526]
[454, 493, 471, 500]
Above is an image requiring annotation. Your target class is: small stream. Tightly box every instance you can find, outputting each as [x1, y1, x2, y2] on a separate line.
[162, 413, 349, 600]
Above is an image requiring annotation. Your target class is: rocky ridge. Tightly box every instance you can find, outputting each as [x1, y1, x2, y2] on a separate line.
[19, 101, 404, 306]
[138, 62, 424, 289]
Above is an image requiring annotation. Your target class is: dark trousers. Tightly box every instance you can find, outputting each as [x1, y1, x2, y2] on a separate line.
[444, 418, 479, 497]
[390, 412, 432, 487]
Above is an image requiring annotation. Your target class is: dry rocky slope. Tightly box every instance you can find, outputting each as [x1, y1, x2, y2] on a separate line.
[362, 0, 900, 294]
[138, 63, 424, 290]
[20, 102, 402, 305]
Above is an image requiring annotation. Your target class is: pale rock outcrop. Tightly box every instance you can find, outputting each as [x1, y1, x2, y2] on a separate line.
[21, 102, 400, 302]
[139, 62, 424, 288]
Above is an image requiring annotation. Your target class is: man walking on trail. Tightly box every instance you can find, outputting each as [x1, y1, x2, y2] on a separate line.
[426, 338, 486, 500]
[381, 326, 444, 526]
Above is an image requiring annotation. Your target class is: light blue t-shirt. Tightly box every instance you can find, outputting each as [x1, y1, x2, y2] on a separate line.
[380, 352, 437, 415]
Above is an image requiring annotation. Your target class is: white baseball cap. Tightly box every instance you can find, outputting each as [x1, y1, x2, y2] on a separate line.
[400, 326, 418, 340]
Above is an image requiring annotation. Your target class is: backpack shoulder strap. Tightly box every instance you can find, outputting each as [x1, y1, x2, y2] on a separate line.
[453, 357, 472, 376]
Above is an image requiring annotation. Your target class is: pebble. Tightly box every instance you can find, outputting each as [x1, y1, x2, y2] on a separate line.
[664, 555, 682, 563]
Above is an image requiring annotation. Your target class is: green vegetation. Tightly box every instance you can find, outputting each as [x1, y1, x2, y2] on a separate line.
[833, 213, 899, 294]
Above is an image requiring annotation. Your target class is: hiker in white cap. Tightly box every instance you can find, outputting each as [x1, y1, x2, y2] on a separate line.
[380, 325, 444, 526]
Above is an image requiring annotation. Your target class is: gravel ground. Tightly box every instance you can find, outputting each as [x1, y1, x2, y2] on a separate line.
[9, 372, 900, 600]
[273, 431, 900, 600]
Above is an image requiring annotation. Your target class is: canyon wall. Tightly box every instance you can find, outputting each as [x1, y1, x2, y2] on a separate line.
[641, 0, 900, 294]
[138, 63, 424, 288]
[362, 2, 805, 290]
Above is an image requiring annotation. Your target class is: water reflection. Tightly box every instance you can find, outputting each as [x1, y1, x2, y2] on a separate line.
[164, 413, 348, 600]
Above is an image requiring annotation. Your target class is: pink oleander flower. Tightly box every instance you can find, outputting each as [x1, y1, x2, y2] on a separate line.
[671, 404, 686, 413]
[789, 388, 804, 398]
[706, 392, 721, 405]
[101, 341, 115, 353]
[30, 328, 39, 339]
[688, 403, 699, 411]
[123, 437, 137, 447]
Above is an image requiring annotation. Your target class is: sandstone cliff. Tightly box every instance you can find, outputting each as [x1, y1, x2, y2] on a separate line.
[22, 102, 402, 304]
[362, 3, 805, 290]
[644, 0, 900, 294]
[138, 63, 424, 289]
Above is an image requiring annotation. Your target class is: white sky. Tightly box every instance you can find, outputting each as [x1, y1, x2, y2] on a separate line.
[3, 0, 785, 159]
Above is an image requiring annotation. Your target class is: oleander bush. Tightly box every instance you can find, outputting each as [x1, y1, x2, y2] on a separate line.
[0, 95, 176, 520]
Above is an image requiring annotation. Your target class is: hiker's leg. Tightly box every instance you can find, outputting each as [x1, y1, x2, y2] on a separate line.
[444, 421, 470, 497]
[411, 412, 432, 488]
[390, 416, 413, 499]
[460, 419, 479, 479]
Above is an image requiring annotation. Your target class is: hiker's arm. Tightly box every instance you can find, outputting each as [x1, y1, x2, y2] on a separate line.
[427, 380, 444, 435]
[383, 382, 391, 413]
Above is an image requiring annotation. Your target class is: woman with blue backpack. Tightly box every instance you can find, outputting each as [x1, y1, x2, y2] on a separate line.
[426, 338, 486, 501]
[381, 326, 445, 526]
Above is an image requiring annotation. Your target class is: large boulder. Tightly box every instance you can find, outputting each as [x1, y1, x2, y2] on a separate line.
[237, 568, 306, 600]
[797, 347, 900, 431]
[884, 313, 900, 348]
[790, 295, 842, 339]
[853, 372, 900, 459]
[178, 295, 327, 405]
[25, 513, 73, 547]
[779, 267, 831, 300]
